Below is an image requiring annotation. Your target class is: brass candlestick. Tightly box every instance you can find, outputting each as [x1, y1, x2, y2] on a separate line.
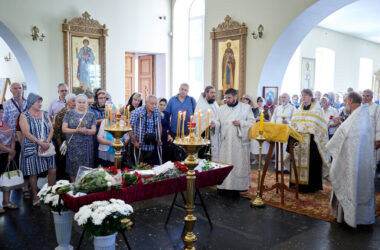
[251, 130, 265, 207]
[104, 115, 132, 169]
[174, 125, 209, 250]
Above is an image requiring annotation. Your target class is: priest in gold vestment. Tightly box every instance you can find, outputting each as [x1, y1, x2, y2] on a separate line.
[288, 89, 330, 193]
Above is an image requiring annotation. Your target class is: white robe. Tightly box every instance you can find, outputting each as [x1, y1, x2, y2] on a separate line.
[327, 104, 375, 228]
[270, 103, 297, 169]
[194, 94, 220, 161]
[368, 103, 380, 162]
[214, 102, 255, 190]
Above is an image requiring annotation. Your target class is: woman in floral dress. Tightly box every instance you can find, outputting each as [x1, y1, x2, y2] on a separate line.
[62, 94, 96, 181]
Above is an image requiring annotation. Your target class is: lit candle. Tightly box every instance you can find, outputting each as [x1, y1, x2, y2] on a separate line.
[198, 111, 202, 137]
[205, 109, 210, 139]
[259, 112, 264, 132]
[177, 111, 182, 138]
[190, 115, 193, 124]
[182, 111, 186, 138]
[127, 105, 130, 127]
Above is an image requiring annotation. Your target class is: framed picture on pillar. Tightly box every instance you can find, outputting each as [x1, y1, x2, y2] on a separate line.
[62, 12, 108, 100]
[300, 57, 315, 91]
[262, 86, 278, 106]
[210, 15, 247, 102]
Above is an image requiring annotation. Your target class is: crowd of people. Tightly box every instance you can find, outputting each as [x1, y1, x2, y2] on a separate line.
[0, 82, 379, 228]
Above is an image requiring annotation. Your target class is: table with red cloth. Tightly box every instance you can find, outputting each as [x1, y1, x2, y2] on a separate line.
[62, 165, 233, 212]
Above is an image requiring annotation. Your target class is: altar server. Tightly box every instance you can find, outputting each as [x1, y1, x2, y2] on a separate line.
[211, 88, 255, 194]
[327, 92, 375, 227]
[194, 86, 220, 160]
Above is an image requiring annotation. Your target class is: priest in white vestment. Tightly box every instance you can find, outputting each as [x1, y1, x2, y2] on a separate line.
[271, 93, 296, 171]
[362, 89, 380, 165]
[327, 92, 375, 228]
[194, 86, 220, 161]
[211, 88, 255, 192]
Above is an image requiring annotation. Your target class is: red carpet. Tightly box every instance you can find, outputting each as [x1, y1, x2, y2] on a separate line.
[248, 170, 380, 223]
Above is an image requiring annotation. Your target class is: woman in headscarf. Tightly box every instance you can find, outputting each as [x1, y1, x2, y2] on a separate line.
[0, 104, 18, 213]
[126, 92, 143, 113]
[53, 93, 76, 180]
[62, 94, 96, 181]
[19, 93, 56, 206]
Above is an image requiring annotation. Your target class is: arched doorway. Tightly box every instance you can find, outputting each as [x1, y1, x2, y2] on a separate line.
[257, 0, 357, 94]
[0, 21, 39, 93]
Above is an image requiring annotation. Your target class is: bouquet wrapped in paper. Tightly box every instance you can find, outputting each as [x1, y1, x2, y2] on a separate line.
[73, 166, 123, 194]
[37, 180, 71, 211]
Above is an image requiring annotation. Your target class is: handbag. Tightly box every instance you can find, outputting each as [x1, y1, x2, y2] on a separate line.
[0, 161, 24, 191]
[59, 111, 88, 155]
[38, 112, 56, 157]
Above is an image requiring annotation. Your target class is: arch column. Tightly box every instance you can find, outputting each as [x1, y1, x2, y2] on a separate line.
[0, 21, 39, 93]
[257, 0, 357, 94]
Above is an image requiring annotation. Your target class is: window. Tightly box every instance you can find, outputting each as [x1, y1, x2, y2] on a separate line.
[173, 0, 205, 97]
[315, 48, 335, 93]
[358, 58, 373, 91]
[282, 47, 301, 97]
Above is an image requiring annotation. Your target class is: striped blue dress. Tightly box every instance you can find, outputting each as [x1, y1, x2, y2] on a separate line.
[20, 111, 55, 176]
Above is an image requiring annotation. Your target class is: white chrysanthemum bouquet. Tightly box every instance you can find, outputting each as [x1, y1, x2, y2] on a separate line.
[74, 199, 133, 237]
[37, 180, 71, 211]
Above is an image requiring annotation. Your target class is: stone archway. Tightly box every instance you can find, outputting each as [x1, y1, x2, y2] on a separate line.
[0, 21, 39, 93]
[257, 0, 357, 94]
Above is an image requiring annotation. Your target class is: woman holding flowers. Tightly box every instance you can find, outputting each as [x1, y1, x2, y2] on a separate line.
[62, 94, 96, 181]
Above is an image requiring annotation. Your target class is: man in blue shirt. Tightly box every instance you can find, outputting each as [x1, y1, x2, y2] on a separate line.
[129, 95, 161, 164]
[165, 83, 197, 137]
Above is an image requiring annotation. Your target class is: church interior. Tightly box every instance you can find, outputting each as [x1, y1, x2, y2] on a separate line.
[1, 0, 380, 249]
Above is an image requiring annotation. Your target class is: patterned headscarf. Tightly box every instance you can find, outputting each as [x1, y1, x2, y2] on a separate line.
[26, 93, 42, 110]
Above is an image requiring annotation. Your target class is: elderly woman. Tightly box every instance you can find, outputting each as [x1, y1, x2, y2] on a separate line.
[53, 93, 76, 180]
[62, 94, 96, 181]
[19, 93, 56, 206]
[0, 104, 18, 213]
[320, 97, 338, 139]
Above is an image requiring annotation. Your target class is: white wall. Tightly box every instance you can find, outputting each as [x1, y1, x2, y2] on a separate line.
[0, 0, 171, 108]
[204, 0, 317, 98]
[0, 37, 24, 83]
[298, 27, 380, 93]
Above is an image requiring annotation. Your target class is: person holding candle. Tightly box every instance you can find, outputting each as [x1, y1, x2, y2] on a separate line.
[165, 83, 197, 138]
[129, 95, 162, 165]
[288, 89, 330, 193]
[62, 94, 96, 182]
[210, 88, 255, 196]
[320, 97, 338, 139]
[270, 93, 297, 173]
[251, 96, 271, 165]
[194, 86, 219, 160]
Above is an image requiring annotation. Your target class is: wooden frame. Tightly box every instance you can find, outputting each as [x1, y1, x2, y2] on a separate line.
[210, 15, 247, 101]
[0, 78, 11, 104]
[62, 12, 108, 99]
[262, 86, 278, 106]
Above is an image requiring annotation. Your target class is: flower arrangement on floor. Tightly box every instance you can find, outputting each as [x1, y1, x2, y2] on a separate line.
[37, 180, 71, 211]
[74, 199, 133, 238]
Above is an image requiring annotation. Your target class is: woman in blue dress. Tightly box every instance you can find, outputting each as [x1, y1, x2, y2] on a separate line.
[62, 94, 96, 182]
[19, 93, 56, 206]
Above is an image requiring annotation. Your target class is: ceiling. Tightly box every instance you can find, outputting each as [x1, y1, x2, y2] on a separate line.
[318, 0, 380, 44]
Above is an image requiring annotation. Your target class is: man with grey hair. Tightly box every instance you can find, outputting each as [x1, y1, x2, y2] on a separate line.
[48, 83, 68, 123]
[271, 92, 297, 172]
[129, 95, 162, 164]
[165, 83, 196, 137]
[195, 85, 219, 160]
[362, 89, 380, 173]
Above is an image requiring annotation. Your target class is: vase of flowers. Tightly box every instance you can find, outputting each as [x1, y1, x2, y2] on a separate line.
[38, 180, 73, 250]
[74, 199, 134, 250]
